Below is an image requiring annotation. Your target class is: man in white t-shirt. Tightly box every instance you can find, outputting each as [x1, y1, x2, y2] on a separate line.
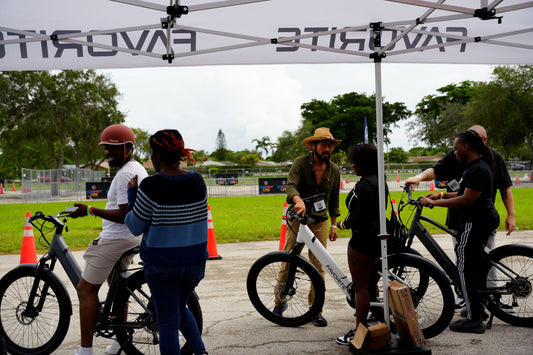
[69, 124, 148, 355]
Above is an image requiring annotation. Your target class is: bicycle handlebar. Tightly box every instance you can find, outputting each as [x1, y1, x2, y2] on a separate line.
[402, 183, 434, 209]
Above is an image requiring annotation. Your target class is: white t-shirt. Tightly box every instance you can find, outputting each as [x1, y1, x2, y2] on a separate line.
[100, 160, 148, 240]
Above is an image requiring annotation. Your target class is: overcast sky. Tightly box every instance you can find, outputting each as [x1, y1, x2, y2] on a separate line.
[98, 63, 495, 154]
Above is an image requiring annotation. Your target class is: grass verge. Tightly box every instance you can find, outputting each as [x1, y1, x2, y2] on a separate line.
[0, 188, 531, 254]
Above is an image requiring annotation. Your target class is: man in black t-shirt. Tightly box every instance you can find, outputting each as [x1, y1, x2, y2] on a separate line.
[420, 130, 500, 333]
[406, 125, 515, 310]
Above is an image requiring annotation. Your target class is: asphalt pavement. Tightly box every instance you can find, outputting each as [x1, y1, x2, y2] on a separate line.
[0, 229, 532, 354]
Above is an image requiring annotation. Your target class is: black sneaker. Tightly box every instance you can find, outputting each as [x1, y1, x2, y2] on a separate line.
[336, 329, 355, 346]
[449, 319, 486, 334]
[312, 312, 328, 327]
[459, 307, 489, 321]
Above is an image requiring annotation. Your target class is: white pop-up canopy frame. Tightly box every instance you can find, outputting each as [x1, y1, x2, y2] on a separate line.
[2, 0, 533, 328]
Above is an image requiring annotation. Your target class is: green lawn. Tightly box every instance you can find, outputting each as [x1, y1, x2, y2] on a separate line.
[0, 188, 532, 254]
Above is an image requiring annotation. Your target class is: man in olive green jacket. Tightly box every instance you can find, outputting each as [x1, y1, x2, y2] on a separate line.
[276, 127, 341, 327]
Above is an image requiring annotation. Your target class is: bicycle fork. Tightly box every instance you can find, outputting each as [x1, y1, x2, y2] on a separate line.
[23, 257, 58, 320]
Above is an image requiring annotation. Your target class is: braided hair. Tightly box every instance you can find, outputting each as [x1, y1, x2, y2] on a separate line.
[456, 129, 494, 174]
[149, 129, 196, 165]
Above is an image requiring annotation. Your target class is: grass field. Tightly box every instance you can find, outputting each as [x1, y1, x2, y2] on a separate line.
[1, 188, 532, 254]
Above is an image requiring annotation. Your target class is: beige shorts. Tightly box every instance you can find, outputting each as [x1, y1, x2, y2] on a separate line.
[81, 236, 142, 285]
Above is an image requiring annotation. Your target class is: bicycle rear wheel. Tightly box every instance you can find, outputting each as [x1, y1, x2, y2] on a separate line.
[371, 253, 454, 339]
[113, 270, 203, 355]
[483, 244, 533, 327]
[0, 265, 71, 355]
[247, 251, 325, 327]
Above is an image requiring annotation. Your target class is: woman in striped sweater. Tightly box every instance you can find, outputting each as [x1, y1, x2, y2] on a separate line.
[125, 129, 208, 355]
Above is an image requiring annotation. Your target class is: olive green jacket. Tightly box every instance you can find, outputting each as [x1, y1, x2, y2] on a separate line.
[286, 152, 341, 220]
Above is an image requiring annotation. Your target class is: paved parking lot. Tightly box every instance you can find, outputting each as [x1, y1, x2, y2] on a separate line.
[0, 230, 532, 354]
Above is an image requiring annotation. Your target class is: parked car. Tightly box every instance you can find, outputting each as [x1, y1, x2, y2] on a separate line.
[39, 176, 72, 182]
[509, 163, 529, 171]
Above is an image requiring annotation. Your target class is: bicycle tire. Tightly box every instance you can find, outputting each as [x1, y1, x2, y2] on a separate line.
[483, 244, 533, 327]
[0, 265, 72, 355]
[247, 251, 325, 327]
[113, 269, 203, 355]
[371, 253, 455, 339]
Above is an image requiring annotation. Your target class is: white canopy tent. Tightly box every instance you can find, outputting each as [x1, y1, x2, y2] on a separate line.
[2, 0, 533, 327]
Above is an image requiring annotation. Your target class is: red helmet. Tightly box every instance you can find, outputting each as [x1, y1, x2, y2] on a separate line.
[100, 124, 135, 145]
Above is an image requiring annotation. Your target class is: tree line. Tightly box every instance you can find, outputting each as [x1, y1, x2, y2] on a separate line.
[1, 66, 531, 179]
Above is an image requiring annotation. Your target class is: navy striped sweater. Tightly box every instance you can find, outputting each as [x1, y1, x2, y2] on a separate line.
[125, 171, 209, 267]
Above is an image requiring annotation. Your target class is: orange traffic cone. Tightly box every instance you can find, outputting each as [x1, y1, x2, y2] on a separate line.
[391, 198, 398, 218]
[207, 205, 222, 260]
[341, 180, 344, 189]
[20, 211, 38, 264]
[12, 182, 16, 191]
[516, 173, 520, 185]
[430, 182, 435, 191]
[0, 183, 4, 194]
[279, 202, 288, 250]
[396, 171, 400, 182]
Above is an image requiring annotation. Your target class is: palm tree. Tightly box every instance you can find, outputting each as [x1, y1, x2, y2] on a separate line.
[252, 136, 271, 159]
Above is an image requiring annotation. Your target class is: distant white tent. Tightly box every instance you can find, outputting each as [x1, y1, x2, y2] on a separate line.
[200, 160, 227, 167]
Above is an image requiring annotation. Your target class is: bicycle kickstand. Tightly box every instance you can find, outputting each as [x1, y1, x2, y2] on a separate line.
[486, 312, 495, 329]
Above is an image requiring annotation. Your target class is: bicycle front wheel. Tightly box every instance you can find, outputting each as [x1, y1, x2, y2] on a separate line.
[113, 270, 203, 355]
[0, 265, 72, 355]
[371, 253, 455, 339]
[247, 251, 325, 327]
[483, 244, 533, 327]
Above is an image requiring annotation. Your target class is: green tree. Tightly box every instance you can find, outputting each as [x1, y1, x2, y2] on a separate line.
[409, 81, 475, 148]
[300, 92, 411, 156]
[0, 70, 124, 178]
[252, 136, 271, 159]
[271, 121, 314, 162]
[132, 128, 151, 162]
[213, 129, 228, 161]
[464, 65, 533, 161]
[192, 150, 208, 166]
[387, 147, 408, 163]
[238, 153, 260, 166]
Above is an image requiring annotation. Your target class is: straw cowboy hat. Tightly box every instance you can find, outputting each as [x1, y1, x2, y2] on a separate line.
[302, 127, 342, 151]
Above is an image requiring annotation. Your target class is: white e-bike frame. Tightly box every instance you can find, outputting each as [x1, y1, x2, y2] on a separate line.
[292, 216, 382, 309]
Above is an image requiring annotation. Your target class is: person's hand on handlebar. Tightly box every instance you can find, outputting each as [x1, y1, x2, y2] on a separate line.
[405, 175, 422, 188]
[419, 197, 434, 207]
[69, 203, 89, 218]
[293, 198, 306, 216]
[424, 192, 441, 201]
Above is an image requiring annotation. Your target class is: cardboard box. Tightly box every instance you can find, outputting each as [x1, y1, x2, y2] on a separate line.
[388, 280, 426, 348]
[351, 320, 391, 350]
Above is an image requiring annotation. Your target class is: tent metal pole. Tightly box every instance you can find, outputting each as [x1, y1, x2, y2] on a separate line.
[372, 34, 390, 328]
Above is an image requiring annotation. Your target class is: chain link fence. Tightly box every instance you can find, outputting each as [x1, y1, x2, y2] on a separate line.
[21, 168, 106, 203]
[17, 162, 532, 202]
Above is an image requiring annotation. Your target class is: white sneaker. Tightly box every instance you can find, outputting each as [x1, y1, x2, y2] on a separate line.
[74, 348, 94, 355]
[106, 339, 121, 355]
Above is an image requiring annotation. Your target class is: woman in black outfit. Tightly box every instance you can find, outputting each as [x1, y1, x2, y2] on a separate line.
[420, 130, 499, 334]
[336, 143, 388, 345]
